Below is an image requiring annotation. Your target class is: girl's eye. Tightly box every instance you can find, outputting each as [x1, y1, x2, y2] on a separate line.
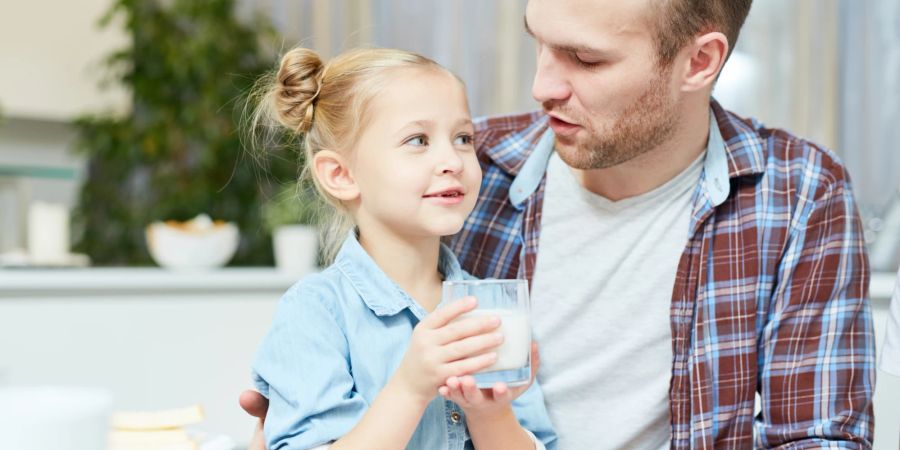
[405, 135, 428, 146]
[454, 134, 474, 146]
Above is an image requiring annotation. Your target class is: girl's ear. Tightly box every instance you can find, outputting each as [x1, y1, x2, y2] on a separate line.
[313, 150, 360, 202]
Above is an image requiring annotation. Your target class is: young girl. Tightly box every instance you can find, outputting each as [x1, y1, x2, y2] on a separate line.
[249, 47, 556, 450]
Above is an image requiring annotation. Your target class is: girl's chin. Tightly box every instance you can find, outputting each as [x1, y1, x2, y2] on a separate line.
[423, 222, 465, 238]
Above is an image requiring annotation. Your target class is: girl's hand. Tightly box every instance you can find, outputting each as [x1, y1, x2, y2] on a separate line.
[438, 342, 541, 417]
[393, 296, 504, 403]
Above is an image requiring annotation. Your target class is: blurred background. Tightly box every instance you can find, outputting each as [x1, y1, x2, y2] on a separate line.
[0, 0, 898, 449]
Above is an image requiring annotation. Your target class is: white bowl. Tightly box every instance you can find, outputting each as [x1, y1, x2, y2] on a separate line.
[146, 219, 239, 270]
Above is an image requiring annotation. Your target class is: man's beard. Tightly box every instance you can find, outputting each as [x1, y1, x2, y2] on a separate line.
[548, 70, 680, 170]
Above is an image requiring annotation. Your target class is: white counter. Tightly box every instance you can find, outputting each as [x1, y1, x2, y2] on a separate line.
[0, 268, 897, 448]
[0, 267, 300, 295]
[2, 268, 895, 299]
[0, 267, 305, 448]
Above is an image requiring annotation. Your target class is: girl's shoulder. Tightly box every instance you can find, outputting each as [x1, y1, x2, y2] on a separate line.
[276, 265, 353, 322]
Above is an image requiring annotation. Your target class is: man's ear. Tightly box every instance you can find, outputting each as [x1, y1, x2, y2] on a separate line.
[313, 150, 360, 202]
[679, 31, 729, 93]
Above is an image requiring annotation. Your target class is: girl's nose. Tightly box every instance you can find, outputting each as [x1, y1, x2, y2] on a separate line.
[437, 143, 464, 175]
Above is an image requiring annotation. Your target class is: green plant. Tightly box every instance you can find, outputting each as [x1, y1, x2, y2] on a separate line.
[72, 0, 299, 265]
[261, 181, 322, 232]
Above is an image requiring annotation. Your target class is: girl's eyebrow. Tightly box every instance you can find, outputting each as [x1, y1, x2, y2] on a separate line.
[395, 118, 473, 138]
[394, 120, 432, 138]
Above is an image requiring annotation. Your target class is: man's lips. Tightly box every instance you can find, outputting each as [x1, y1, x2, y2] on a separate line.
[547, 114, 581, 136]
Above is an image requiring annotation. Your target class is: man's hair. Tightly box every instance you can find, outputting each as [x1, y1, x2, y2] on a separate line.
[651, 0, 753, 67]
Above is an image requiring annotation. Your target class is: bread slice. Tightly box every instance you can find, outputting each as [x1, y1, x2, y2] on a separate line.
[110, 429, 190, 445]
[111, 405, 204, 431]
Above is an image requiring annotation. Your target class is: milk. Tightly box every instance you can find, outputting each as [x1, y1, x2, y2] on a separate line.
[459, 308, 531, 373]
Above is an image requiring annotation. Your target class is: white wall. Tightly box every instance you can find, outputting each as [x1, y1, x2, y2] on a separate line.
[0, 0, 129, 121]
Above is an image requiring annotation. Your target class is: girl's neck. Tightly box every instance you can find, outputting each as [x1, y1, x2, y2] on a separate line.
[356, 225, 444, 312]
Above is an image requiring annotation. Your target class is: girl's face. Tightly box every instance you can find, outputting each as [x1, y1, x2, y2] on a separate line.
[348, 67, 481, 241]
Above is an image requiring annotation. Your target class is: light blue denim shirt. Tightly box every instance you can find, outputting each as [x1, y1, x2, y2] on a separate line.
[252, 233, 557, 450]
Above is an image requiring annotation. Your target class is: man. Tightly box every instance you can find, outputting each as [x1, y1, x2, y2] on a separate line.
[243, 0, 875, 448]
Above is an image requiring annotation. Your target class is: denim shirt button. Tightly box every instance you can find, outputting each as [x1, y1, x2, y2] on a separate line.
[450, 411, 461, 424]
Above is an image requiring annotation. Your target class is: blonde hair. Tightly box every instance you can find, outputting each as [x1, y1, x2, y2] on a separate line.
[247, 47, 454, 264]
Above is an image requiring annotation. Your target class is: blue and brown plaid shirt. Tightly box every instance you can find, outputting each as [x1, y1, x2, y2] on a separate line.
[448, 100, 875, 449]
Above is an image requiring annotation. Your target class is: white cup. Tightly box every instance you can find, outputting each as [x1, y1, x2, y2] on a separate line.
[273, 225, 318, 275]
[442, 279, 532, 388]
[26, 201, 70, 264]
[0, 386, 113, 450]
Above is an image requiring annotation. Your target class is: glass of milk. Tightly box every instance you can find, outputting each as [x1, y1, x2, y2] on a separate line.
[442, 279, 531, 388]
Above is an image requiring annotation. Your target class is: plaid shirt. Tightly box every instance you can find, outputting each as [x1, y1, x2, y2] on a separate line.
[448, 101, 875, 449]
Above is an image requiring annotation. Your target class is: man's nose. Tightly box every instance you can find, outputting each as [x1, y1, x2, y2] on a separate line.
[532, 46, 572, 104]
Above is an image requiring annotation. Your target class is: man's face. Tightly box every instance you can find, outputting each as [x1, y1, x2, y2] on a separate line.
[526, 0, 682, 170]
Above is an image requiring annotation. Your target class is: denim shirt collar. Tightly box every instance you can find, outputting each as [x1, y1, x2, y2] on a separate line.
[334, 231, 465, 317]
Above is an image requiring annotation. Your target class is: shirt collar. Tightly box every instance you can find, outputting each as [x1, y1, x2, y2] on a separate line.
[480, 113, 551, 177]
[709, 99, 767, 179]
[334, 231, 466, 317]
[505, 100, 766, 208]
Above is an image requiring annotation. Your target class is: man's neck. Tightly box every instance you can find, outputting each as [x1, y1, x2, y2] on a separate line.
[571, 100, 711, 201]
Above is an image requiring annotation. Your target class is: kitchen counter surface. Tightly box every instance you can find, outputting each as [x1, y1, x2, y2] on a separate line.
[0, 267, 895, 301]
[0, 267, 302, 296]
[1, 268, 897, 448]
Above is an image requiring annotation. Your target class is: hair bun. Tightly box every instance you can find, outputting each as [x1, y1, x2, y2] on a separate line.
[274, 48, 324, 133]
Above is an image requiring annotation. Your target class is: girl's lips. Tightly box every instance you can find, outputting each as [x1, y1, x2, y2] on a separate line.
[548, 115, 581, 136]
[423, 189, 465, 206]
[424, 194, 465, 205]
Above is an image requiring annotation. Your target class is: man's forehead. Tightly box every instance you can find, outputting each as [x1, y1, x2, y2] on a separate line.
[524, 0, 654, 43]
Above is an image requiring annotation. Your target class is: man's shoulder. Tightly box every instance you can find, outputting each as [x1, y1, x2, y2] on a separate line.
[474, 111, 546, 150]
[473, 111, 549, 174]
[718, 106, 852, 192]
[473, 110, 544, 134]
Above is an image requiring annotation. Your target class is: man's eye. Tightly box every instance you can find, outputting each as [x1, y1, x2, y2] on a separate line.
[405, 135, 428, 146]
[573, 53, 603, 68]
[454, 134, 474, 146]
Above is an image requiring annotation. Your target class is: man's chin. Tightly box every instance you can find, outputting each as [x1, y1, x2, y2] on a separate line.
[554, 141, 596, 170]
[554, 138, 630, 171]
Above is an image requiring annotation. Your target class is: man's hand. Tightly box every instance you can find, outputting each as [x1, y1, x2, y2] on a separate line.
[239, 390, 269, 450]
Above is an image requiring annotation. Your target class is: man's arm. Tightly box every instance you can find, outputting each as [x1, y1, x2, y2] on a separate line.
[756, 175, 875, 448]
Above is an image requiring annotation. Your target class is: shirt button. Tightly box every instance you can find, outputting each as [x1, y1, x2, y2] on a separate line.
[450, 411, 461, 424]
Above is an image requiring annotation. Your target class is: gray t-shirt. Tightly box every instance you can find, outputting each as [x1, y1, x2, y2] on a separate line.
[530, 150, 704, 450]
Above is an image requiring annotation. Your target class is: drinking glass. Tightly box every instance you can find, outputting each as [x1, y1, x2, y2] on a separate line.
[442, 279, 532, 388]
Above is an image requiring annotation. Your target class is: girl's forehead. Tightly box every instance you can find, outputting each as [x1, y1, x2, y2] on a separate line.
[373, 70, 469, 117]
